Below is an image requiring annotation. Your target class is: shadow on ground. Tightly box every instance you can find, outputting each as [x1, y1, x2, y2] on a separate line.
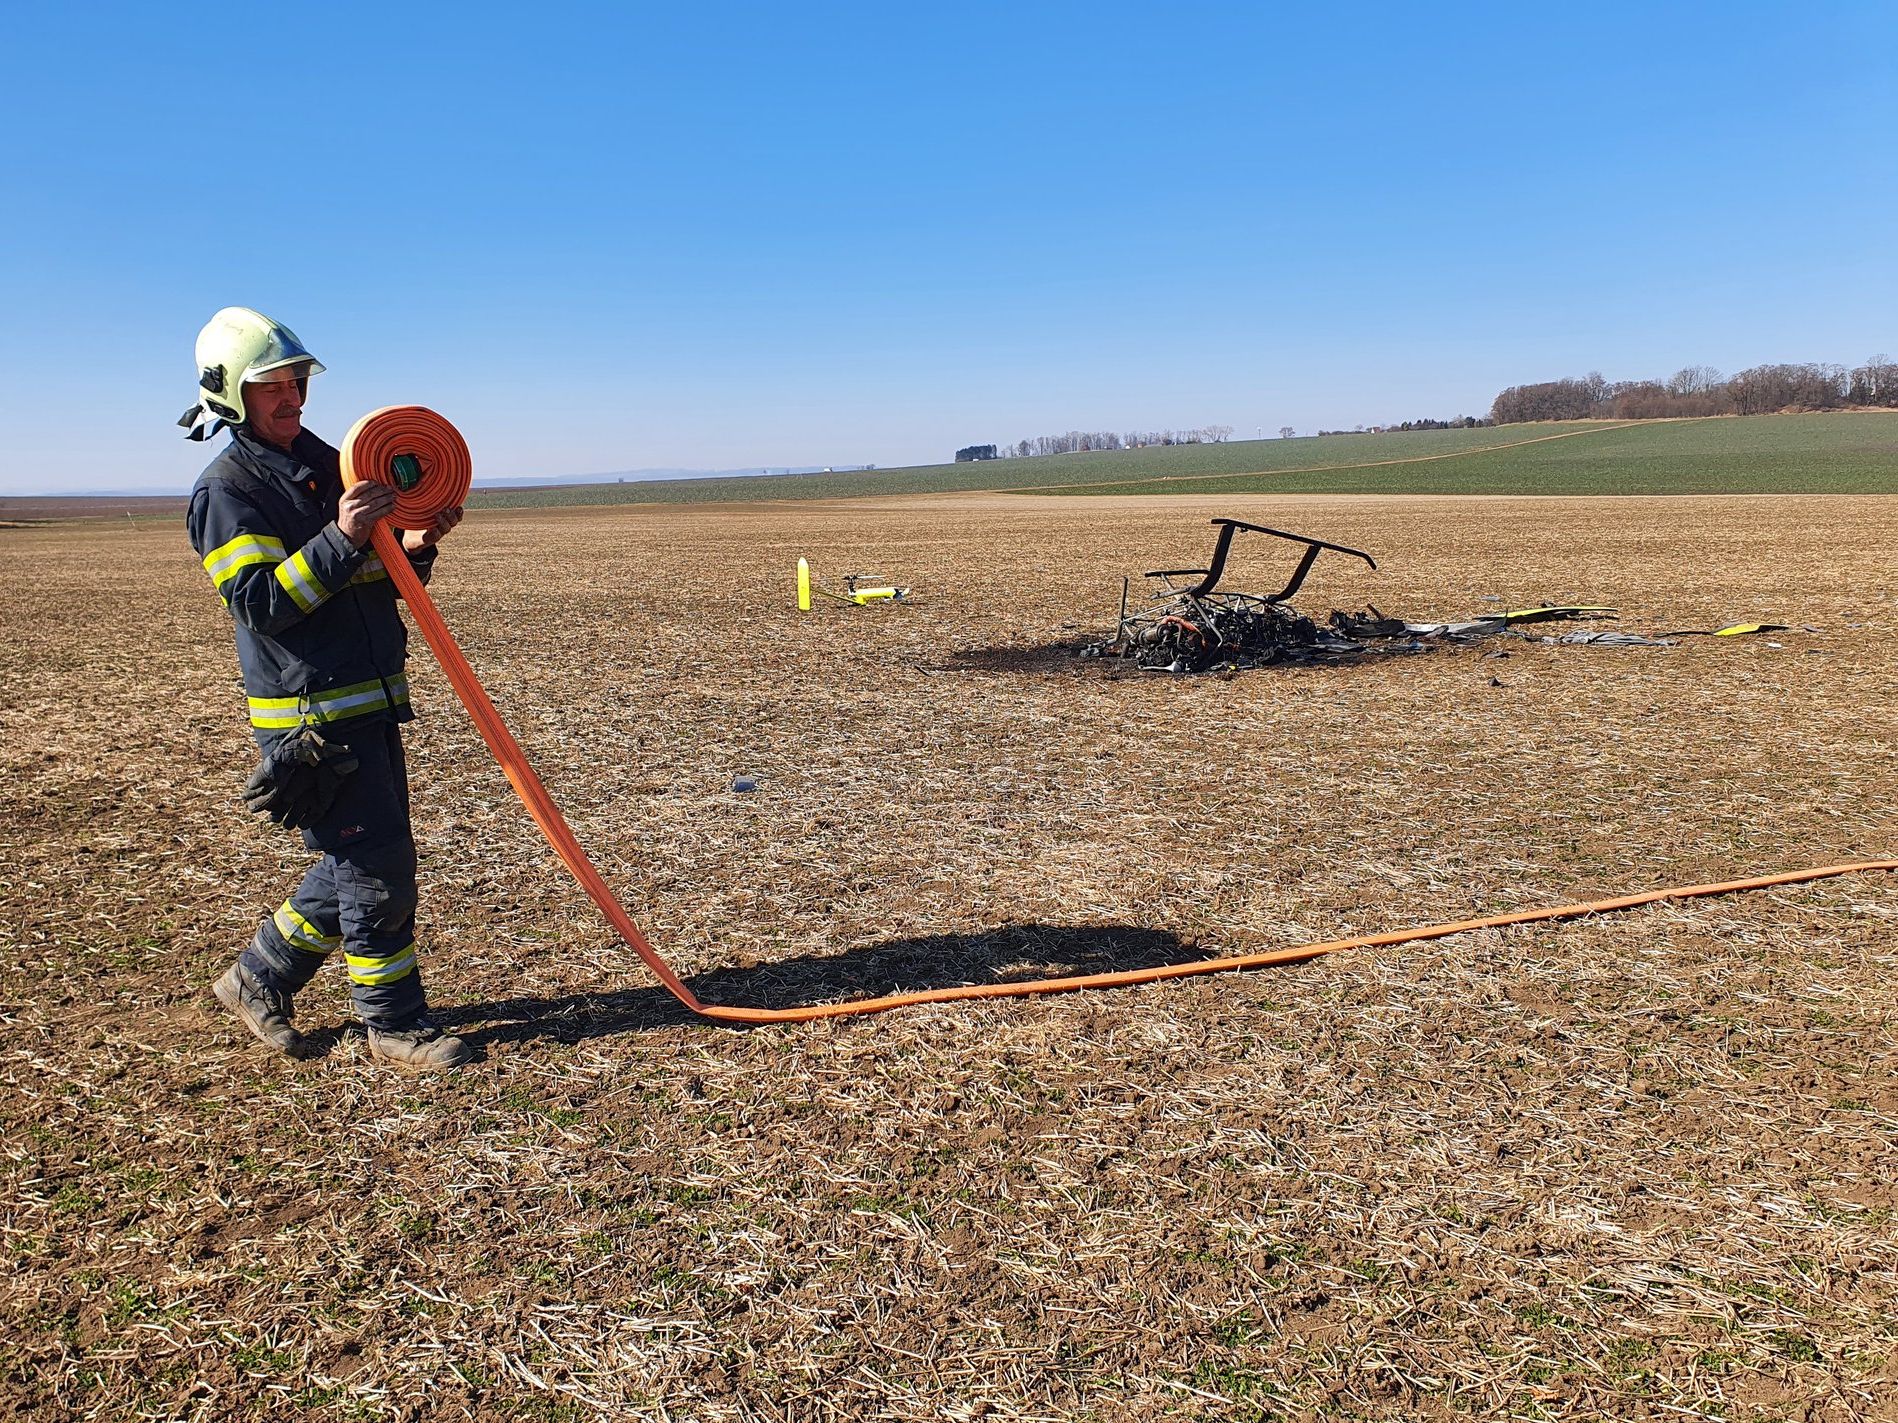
[935, 642, 1401, 678]
[927, 642, 1103, 676]
[451, 922, 1206, 1045]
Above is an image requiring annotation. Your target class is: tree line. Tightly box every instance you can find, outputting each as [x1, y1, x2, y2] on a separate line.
[965, 354, 1895, 464]
[1316, 415, 1490, 435]
[993, 426, 1235, 458]
[1492, 356, 1897, 424]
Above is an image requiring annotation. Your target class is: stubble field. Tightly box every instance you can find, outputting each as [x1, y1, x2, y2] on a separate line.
[2, 491, 1895, 1422]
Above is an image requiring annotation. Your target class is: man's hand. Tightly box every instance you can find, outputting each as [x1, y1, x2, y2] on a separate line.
[402, 504, 464, 555]
[337, 481, 397, 548]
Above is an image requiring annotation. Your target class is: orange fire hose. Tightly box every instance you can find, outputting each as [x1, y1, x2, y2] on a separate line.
[341, 407, 1897, 1025]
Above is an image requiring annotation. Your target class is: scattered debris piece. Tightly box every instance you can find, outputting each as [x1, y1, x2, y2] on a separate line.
[1537, 630, 1674, 647]
[1389, 606, 1619, 641]
[1500, 604, 1618, 625]
[1662, 622, 1800, 637]
[797, 556, 912, 610]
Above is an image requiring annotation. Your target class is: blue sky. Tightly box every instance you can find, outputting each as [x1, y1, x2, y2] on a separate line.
[1, 1, 1892, 494]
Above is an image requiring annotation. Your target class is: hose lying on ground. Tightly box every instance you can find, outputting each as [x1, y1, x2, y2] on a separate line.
[341, 407, 1898, 1025]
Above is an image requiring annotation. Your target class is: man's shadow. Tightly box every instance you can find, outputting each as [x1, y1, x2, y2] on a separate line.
[449, 923, 1207, 1046]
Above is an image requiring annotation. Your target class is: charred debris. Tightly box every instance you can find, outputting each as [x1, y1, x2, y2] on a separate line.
[1085, 518, 1669, 675]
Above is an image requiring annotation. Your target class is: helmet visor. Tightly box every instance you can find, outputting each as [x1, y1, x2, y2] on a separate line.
[240, 326, 325, 384]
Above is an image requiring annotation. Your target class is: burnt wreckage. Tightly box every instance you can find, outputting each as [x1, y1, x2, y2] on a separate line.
[1087, 518, 1639, 674]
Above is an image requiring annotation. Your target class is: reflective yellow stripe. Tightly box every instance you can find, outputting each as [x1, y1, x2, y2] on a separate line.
[203, 533, 288, 590]
[344, 946, 416, 986]
[248, 700, 307, 731]
[273, 902, 339, 955]
[350, 557, 389, 586]
[247, 675, 411, 730]
[272, 550, 329, 613]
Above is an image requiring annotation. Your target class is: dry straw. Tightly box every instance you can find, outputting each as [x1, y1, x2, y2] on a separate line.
[1, 491, 1893, 1420]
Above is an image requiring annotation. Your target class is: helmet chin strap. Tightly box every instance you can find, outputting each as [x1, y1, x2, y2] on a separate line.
[178, 403, 230, 442]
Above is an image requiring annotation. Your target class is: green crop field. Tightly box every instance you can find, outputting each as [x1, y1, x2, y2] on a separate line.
[1056, 412, 1898, 497]
[464, 422, 1589, 507]
[467, 413, 1898, 509]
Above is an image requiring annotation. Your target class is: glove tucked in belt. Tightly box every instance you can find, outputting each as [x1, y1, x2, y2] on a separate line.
[243, 725, 360, 829]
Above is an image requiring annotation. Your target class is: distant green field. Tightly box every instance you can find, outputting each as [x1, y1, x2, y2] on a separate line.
[1058, 412, 1898, 497]
[468, 414, 1898, 509]
[469, 423, 1595, 507]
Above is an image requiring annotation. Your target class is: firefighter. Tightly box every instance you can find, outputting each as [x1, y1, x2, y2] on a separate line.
[183, 307, 471, 1070]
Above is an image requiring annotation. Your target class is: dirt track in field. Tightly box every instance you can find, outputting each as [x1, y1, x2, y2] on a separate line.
[2, 492, 1895, 1422]
[995, 422, 1657, 493]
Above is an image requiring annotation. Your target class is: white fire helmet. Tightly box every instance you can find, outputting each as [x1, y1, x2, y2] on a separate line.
[179, 307, 325, 440]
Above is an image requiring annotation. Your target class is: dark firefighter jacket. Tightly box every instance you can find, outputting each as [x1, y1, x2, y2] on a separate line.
[187, 429, 436, 733]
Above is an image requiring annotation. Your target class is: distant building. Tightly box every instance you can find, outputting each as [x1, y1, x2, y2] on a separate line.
[955, 444, 998, 462]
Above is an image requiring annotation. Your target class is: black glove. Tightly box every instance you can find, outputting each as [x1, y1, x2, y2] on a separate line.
[243, 726, 360, 830]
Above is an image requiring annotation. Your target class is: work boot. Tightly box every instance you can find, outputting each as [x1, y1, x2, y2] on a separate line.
[366, 1016, 472, 1071]
[213, 960, 307, 1057]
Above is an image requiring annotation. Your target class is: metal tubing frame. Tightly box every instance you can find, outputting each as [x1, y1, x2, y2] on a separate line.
[1144, 519, 1378, 602]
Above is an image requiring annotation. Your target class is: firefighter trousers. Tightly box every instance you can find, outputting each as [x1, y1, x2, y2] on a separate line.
[240, 719, 429, 1028]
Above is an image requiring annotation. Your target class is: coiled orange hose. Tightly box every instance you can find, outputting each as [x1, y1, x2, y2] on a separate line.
[341, 405, 473, 531]
[343, 408, 1896, 1024]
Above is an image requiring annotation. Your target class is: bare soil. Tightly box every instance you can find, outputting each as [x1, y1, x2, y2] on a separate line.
[2, 492, 1894, 1422]
[0, 493, 189, 523]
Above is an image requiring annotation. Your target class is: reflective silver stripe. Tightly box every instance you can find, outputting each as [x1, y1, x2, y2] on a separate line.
[208, 547, 281, 584]
[246, 675, 412, 729]
[273, 551, 328, 612]
[318, 686, 390, 716]
[204, 533, 287, 579]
